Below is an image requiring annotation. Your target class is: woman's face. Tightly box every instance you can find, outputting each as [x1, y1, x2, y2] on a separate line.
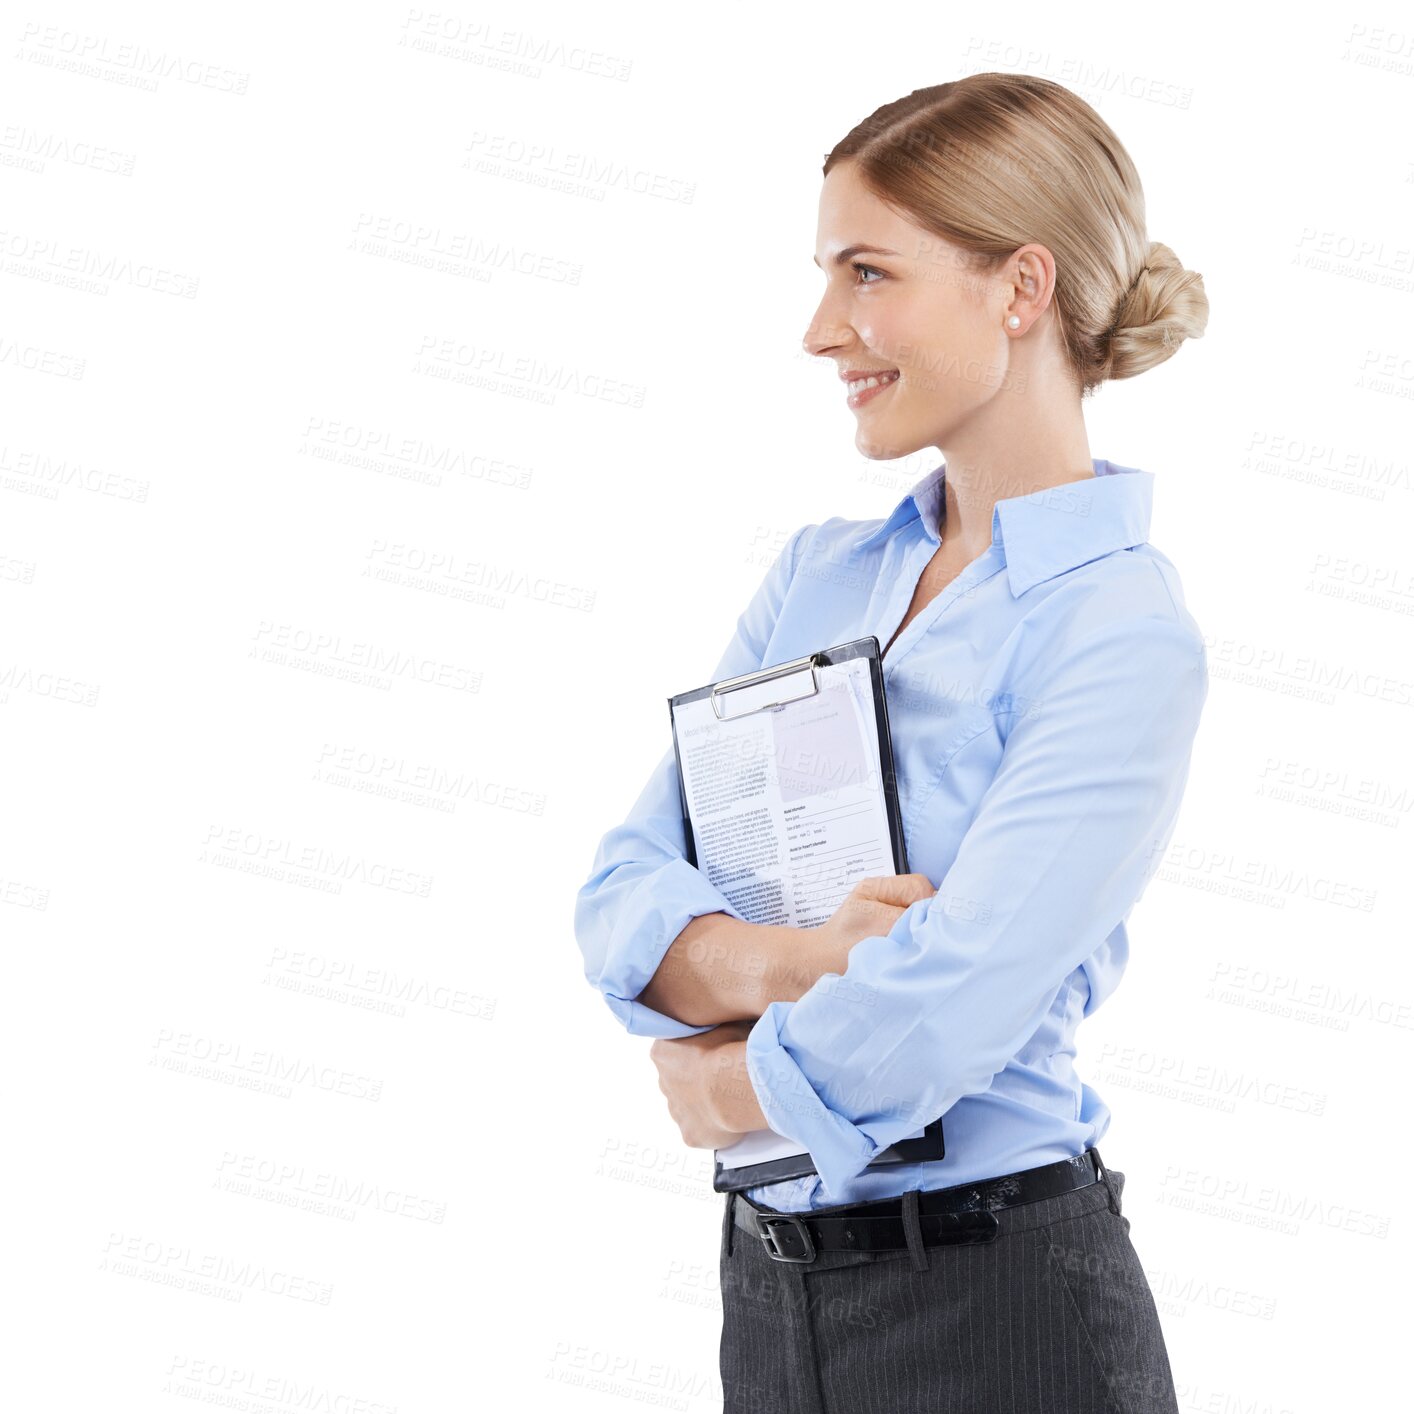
[804, 159, 1028, 461]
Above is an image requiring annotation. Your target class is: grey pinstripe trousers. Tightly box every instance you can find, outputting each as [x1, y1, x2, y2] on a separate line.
[719, 1165, 1179, 1414]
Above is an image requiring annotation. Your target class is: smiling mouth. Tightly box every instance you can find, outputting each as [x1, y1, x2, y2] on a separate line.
[847, 370, 900, 409]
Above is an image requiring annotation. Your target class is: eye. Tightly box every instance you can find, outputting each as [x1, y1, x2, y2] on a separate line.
[852, 262, 886, 285]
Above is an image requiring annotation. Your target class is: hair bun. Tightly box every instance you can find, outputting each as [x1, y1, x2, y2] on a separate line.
[1105, 241, 1209, 381]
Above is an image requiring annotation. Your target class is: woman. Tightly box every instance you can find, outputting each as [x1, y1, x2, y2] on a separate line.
[575, 72, 1208, 1413]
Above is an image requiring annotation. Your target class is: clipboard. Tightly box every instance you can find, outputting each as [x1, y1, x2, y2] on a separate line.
[666, 636, 946, 1192]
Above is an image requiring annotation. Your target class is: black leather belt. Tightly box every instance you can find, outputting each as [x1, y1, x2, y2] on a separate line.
[733, 1148, 1109, 1263]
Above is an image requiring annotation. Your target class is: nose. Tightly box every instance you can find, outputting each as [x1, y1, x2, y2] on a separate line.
[802, 290, 852, 361]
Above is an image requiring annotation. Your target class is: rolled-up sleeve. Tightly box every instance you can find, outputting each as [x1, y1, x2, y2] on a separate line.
[573, 524, 812, 1038]
[743, 611, 1209, 1197]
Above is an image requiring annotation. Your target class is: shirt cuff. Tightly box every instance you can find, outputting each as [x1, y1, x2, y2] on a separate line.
[744, 999, 885, 1199]
[599, 856, 745, 1039]
[602, 992, 717, 1039]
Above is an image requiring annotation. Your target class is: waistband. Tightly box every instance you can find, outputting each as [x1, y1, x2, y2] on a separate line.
[730, 1148, 1119, 1265]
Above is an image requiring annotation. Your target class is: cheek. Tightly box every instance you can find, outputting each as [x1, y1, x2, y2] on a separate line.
[852, 297, 918, 354]
[900, 316, 994, 401]
[858, 305, 936, 373]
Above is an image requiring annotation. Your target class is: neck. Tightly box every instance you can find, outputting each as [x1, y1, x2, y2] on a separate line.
[932, 377, 1095, 555]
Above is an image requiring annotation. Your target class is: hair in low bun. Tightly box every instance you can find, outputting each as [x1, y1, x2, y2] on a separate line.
[1103, 240, 1209, 383]
[824, 73, 1208, 397]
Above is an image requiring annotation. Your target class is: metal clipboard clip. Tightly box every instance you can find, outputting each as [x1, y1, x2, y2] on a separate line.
[710, 651, 823, 721]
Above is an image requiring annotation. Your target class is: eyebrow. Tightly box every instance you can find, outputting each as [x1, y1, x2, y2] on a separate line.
[813, 244, 902, 269]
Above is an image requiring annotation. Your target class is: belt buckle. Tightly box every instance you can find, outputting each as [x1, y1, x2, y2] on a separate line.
[753, 1211, 816, 1263]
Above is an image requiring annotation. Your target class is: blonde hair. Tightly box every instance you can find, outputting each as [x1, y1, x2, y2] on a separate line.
[824, 74, 1208, 397]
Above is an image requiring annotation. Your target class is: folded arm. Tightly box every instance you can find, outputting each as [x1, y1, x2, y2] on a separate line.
[740, 611, 1210, 1198]
[573, 524, 818, 1039]
[637, 910, 845, 1028]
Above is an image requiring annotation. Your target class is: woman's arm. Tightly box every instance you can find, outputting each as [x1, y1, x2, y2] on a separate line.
[636, 912, 830, 1027]
[573, 524, 816, 1039]
[638, 873, 937, 1027]
[733, 611, 1209, 1197]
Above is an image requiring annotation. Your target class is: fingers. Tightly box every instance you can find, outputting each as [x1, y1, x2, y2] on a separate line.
[851, 872, 936, 908]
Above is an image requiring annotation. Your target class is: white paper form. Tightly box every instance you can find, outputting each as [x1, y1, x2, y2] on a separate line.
[670, 653, 927, 1173]
[673, 655, 895, 928]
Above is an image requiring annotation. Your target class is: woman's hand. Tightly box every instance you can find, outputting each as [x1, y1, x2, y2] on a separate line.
[649, 1020, 762, 1149]
[648, 875, 936, 1150]
[815, 873, 937, 974]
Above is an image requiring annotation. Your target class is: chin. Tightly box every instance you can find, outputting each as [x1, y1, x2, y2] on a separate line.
[855, 428, 921, 462]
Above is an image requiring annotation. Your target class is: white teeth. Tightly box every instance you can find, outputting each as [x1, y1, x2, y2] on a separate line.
[847, 371, 899, 395]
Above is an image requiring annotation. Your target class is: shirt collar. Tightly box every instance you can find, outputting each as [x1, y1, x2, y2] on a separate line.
[850, 459, 1155, 598]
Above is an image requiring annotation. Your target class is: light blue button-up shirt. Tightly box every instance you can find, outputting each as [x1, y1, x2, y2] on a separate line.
[574, 459, 1208, 1212]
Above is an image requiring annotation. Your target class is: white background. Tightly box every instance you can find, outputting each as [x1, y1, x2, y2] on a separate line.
[4, 2, 1411, 1409]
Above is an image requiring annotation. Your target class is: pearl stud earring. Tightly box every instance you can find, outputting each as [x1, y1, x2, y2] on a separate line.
[1006, 315, 1021, 329]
